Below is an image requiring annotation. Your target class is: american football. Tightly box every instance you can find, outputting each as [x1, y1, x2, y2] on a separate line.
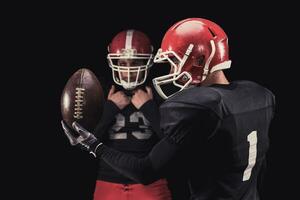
[61, 68, 104, 131]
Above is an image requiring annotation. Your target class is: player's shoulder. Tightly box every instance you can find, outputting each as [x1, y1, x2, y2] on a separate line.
[161, 80, 275, 116]
[227, 80, 275, 105]
[161, 86, 223, 118]
[164, 86, 222, 107]
[233, 80, 274, 96]
[160, 86, 222, 133]
[210, 80, 275, 115]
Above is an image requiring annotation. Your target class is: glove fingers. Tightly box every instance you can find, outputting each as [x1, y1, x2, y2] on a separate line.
[61, 120, 78, 145]
[72, 122, 90, 139]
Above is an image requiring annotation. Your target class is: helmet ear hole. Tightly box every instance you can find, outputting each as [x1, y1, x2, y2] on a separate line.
[196, 55, 205, 66]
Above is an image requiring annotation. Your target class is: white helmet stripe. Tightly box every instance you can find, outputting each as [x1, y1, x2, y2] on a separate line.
[210, 60, 231, 73]
[202, 40, 216, 81]
[125, 30, 134, 49]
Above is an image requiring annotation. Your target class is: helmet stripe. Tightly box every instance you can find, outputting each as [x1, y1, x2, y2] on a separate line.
[125, 30, 134, 49]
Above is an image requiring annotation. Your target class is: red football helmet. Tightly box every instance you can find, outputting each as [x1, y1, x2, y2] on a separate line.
[107, 30, 153, 90]
[153, 18, 231, 99]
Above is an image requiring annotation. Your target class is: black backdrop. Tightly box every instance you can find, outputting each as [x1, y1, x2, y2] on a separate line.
[7, 2, 296, 199]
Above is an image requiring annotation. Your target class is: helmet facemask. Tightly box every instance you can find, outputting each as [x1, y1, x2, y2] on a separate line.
[152, 44, 194, 99]
[108, 48, 153, 90]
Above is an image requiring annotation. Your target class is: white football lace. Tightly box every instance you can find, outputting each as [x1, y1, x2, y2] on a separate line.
[74, 87, 85, 119]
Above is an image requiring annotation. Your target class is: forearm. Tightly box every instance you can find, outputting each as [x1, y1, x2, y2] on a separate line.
[96, 137, 178, 184]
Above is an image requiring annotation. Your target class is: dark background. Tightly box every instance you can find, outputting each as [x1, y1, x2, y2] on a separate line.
[6, 2, 296, 199]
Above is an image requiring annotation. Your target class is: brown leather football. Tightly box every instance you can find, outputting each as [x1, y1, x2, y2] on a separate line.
[61, 68, 104, 131]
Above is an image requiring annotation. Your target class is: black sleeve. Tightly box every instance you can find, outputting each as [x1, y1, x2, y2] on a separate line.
[139, 100, 163, 138]
[97, 126, 187, 185]
[96, 115, 206, 184]
[93, 100, 120, 140]
[96, 99, 220, 185]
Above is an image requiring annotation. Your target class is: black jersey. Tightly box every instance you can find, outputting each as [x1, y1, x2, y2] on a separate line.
[94, 86, 162, 183]
[160, 80, 275, 199]
[98, 81, 275, 199]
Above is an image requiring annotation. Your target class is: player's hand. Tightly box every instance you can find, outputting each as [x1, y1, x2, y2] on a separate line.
[61, 120, 102, 157]
[131, 86, 153, 109]
[107, 85, 130, 110]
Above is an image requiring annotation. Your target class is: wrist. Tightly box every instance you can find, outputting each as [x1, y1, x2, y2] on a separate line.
[90, 141, 103, 158]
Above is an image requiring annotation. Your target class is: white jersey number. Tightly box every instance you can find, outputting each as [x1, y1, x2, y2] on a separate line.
[243, 131, 258, 181]
[109, 112, 152, 140]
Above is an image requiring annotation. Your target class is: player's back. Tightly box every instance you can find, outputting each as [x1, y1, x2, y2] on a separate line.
[160, 80, 275, 200]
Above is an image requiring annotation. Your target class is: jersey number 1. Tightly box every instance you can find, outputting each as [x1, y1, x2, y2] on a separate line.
[243, 131, 257, 181]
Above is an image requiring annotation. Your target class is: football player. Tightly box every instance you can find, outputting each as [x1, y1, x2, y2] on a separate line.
[62, 30, 172, 200]
[63, 19, 275, 200]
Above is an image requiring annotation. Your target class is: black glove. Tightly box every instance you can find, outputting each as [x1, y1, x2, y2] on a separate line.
[61, 120, 103, 157]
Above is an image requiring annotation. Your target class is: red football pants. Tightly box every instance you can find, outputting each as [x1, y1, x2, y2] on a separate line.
[93, 179, 172, 200]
